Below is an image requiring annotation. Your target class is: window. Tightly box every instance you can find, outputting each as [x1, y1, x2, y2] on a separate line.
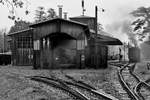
[17, 36, 33, 48]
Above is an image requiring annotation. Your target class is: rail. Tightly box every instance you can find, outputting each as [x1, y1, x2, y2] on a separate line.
[27, 75, 119, 100]
[29, 76, 89, 100]
[118, 63, 139, 100]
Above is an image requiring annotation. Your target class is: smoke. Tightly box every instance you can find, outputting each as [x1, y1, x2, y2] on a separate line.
[121, 20, 138, 47]
[106, 19, 138, 47]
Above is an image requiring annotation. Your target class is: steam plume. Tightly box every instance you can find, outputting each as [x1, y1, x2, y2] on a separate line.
[106, 20, 138, 47]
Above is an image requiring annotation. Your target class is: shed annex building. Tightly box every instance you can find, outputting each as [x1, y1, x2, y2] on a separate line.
[8, 16, 122, 69]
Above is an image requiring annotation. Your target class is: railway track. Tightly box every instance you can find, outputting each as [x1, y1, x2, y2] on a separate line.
[27, 76, 89, 100]
[110, 61, 150, 100]
[26, 75, 118, 100]
[64, 75, 118, 100]
[118, 63, 139, 100]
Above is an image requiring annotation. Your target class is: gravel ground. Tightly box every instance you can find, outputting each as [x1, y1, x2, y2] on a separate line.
[0, 65, 122, 100]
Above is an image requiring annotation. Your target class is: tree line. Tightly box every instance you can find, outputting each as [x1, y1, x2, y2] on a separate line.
[9, 6, 57, 34]
[0, 6, 58, 52]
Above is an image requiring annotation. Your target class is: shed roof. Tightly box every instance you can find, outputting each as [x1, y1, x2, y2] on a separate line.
[90, 29, 122, 45]
[8, 28, 33, 36]
[30, 18, 90, 40]
[8, 18, 90, 40]
[30, 18, 88, 28]
[97, 34, 123, 45]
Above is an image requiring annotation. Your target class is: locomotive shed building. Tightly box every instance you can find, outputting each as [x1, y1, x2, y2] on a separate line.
[8, 16, 122, 69]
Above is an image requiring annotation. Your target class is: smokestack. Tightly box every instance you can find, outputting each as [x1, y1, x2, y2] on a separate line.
[63, 12, 68, 20]
[58, 5, 63, 18]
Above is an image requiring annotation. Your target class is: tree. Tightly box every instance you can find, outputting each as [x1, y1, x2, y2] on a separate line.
[34, 6, 57, 23]
[0, 28, 7, 52]
[47, 8, 57, 19]
[34, 6, 46, 23]
[0, 0, 30, 21]
[8, 20, 31, 34]
[131, 7, 150, 41]
[8, 7, 57, 34]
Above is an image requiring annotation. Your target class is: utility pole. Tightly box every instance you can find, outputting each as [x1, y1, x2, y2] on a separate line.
[95, 6, 105, 68]
[95, 6, 98, 68]
[95, 6, 98, 38]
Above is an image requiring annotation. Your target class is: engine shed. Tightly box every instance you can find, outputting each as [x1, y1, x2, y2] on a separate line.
[31, 18, 90, 69]
[8, 17, 122, 69]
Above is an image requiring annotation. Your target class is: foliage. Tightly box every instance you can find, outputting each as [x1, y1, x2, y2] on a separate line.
[0, 0, 30, 21]
[0, 28, 7, 52]
[131, 7, 150, 41]
[8, 6, 57, 34]
[8, 20, 31, 34]
[1, 1, 57, 22]
[34, 6, 46, 22]
[34, 6, 57, 23]
[47, 8, 57, 19]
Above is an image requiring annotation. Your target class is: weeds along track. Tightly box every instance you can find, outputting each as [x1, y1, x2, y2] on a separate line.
[27, 75, 118, 100]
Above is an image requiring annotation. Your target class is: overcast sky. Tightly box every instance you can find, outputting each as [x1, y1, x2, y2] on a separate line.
[0, 0, 150, 41]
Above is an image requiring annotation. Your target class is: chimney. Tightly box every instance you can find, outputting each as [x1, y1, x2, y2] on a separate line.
[63, 12, 68, 20]
[58, 5, 63, 18]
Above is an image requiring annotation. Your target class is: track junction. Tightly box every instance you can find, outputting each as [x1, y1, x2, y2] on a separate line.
[109, 61, 150, 100]
[26, 74, 118, 100]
